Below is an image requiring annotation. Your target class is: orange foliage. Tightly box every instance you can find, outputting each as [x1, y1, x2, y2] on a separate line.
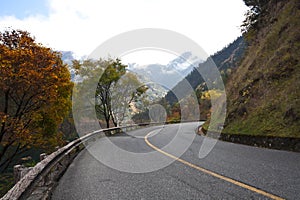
[0, 30, 73, 171]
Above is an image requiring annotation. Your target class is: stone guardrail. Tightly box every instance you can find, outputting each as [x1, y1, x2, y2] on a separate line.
[1, 124, 157, 200]
[199, 127, 300, 152]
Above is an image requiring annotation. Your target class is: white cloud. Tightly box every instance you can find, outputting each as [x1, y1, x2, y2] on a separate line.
[0, 0, 248, 59]
[122, 49, 177, 65]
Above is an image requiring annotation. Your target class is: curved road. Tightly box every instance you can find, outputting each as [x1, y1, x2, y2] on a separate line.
[52, 122, 300, 199]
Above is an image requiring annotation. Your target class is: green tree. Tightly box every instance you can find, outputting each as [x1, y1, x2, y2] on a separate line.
[241, 0, 269, 34]
[94, 58, 126, 127]
[73, 58, 147, 128]
[111, 72, 148, 126]
[0, 29, 73, 172]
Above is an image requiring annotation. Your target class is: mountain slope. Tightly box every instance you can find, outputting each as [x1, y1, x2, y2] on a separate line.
[164, 36, 246, 105]
[223, 0, 300, 137]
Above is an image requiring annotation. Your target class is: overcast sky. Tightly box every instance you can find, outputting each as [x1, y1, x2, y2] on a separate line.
[0, 0, 248, 64]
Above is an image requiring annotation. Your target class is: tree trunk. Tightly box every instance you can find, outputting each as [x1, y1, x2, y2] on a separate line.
[105, 117, 110, 128]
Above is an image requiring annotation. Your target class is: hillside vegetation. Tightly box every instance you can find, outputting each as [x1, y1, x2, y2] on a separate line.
[223, 0, 300, 137]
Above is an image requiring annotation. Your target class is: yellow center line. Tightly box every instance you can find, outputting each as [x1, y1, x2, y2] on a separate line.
[144, 132, 285, 200]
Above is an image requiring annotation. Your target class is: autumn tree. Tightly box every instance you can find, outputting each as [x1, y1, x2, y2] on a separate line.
[0, 30, 73, 172]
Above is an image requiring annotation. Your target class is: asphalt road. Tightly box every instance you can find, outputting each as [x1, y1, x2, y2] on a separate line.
[52, 122, 300, 199]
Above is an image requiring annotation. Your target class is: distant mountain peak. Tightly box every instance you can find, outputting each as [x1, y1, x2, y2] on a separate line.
[127, 51, 203, 91]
